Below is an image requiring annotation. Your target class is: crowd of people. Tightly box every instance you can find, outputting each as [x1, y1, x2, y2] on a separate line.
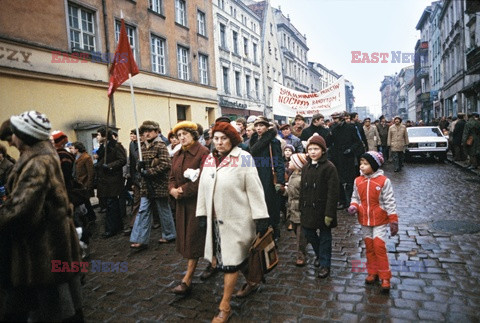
[1, 108, 479, 322]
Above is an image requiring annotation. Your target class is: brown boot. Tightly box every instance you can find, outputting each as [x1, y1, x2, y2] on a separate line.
[172, 282, 192, 295]
[381, 279, 391, 292]
[212, 306, 232, 323]
[365, 274, 378, 284]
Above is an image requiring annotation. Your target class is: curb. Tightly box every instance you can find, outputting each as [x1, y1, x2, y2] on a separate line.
[446, 155, 480, 176]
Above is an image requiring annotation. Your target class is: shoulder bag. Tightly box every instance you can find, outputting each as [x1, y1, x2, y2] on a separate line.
[247, 227, 279, 284]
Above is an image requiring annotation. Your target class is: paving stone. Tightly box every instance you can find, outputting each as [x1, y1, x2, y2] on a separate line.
[418, 309, 445, 321]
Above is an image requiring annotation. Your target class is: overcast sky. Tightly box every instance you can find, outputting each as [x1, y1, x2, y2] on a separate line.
[270, 0, 433, 117]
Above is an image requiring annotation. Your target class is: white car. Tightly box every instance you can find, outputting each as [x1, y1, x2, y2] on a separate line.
[405, 126, 448, 162]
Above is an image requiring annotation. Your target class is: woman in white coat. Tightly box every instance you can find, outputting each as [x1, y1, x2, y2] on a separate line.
[196, 121, 270, 323]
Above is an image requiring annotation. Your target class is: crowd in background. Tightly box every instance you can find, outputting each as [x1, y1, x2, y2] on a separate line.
[0, 108, 479, 322]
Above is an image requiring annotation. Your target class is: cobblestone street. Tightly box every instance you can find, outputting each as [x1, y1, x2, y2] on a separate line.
[83, 160, 480, 322]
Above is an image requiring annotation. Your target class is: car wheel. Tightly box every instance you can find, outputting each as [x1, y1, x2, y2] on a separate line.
[437, 152, 447, 163]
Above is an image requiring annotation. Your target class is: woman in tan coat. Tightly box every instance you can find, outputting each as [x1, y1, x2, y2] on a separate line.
[169, 121, 211, 295]
[196, 122, 270, 323]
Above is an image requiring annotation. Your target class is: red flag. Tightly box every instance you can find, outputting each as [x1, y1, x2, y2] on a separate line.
[107, 19, 139, 97]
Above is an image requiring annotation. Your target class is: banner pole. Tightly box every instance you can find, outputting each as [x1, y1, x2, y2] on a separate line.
[104, 97, 111, 165]
[129, 73, 143, 161]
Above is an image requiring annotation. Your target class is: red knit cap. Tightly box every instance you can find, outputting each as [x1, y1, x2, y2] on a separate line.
[212, 122, 242, 147]
[51, 130, 68, 145]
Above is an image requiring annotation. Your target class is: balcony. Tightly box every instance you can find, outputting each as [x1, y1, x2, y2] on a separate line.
[418, 92, 430, 103]
[466, 46, 480, 75]
[416, 67, 429, 78]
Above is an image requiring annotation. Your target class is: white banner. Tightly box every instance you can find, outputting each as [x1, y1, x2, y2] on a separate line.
[272, 77, 346, 117]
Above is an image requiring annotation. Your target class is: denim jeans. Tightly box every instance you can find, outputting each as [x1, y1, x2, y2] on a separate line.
[302, 226, 332, 267]
[130, 197, 176, 244]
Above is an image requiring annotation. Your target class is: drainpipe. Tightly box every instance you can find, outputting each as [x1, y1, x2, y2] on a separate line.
[102, 0, 116, 126]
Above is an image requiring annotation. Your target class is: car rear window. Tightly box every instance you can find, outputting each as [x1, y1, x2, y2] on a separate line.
[407, 127, 443, 137]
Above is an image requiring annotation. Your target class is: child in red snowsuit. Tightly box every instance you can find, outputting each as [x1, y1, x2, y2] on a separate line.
[348, 151, 398, 291]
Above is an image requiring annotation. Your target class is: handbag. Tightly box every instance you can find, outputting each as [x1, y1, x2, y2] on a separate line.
[269, 144, 278, 185]
[247, 227, 279, 284]
[466, 135, 474, 147]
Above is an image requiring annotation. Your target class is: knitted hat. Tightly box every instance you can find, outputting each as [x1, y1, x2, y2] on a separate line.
[140, 120, 159, 132]
[306, 133, 327, 151]
[51, 130, 68, 146]
[290, 153, 308, 170]
[172, 121, 197, 135]
[361, 151, 384, 172]
[212, 122, 242, 147]
[10, 110, 51, 141]
[253, 116, 271, 127]
[284, 144, 295, 153]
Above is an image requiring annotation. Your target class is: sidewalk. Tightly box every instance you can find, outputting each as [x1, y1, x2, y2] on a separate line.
[446, 152, 480, 176]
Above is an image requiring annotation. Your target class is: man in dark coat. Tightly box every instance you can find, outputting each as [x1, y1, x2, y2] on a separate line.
[452, 113, 466, 161]
[95, 127, 127, 238]
[300, 113, 330, 142]
[377, 116, 390, 161]
[328, 112, 362, 209]
[350, 112, 368, 157]
[248, 116, 285, 240]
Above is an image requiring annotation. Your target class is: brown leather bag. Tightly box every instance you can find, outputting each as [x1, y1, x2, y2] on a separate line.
[466, 135, 474, 147]
[247, 227, 279, 284]
[269, 144, 277, 185]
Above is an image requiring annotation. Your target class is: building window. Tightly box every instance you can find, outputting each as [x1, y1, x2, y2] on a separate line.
[270, 23, 273, 35]
[198, 54, 208, 85]
[222, 67, 229, 94]
[115, 21, 136, 60]
[220, 24, 227, 48]
[243, 37, 248, 57]
[177, 105, 187, 121]
[68, 3, 96, 51]
[177, 46, 189, 80]
[197, 10, 206, 36]
[245, 75, 251, 97]
[219, 0, 224, 10]
[253, 43, 257, 63]
[275, 48, 278, 60]
[268, 41, 272, 55]
[235, 71, 241, 96]
[175, 0, 186, 26]
[149, 0, 163, 14]
[232, 31, 238, 54]
[151, 35, 166, 74]
[254, 78, 260, 99]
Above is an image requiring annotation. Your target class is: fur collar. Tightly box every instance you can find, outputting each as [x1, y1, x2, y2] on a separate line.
[13, 140, 56, 173]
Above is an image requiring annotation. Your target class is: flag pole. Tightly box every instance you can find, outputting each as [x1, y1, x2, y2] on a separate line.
[129, 73, 142, 161]
[104, 97, 111, 165]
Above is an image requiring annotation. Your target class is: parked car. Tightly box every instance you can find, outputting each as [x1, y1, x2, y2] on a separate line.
[405, 126, 448, 162]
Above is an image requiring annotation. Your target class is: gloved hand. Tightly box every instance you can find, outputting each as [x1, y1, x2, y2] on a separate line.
[343, 148, 352, 155]
[255, 218, 269, 236]
[137, 160, 146, 172]
[347, 205, 357, 215]
[390, 222, 399, 237]
[274, 183, 285, 193]
[324, 216, 333, 227]
[102, 164, 111, 171]
[198, 216, 207, 229]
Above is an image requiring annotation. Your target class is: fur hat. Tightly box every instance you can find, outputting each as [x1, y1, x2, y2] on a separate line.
[253, 116, 271, 127]
[10, 110, 51, 141]
[212, 122, 242, 147]
[247, 115, 258, 123]
[140, 120, 159, 132]
[290, 153, 308, 170]
[361, 151, 384, 172]
[51, 130, 68, 146]
[172, 121, 197, 135]
[306, 133, 327, 151]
